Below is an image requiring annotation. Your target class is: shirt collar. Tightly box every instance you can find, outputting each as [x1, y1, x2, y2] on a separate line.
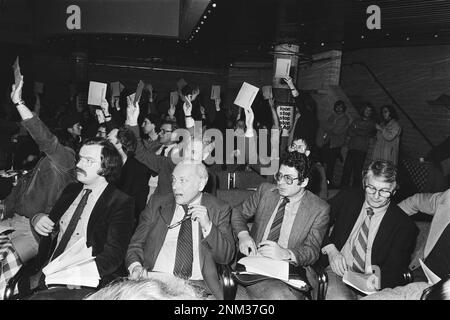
[363, 201, 389, 217]
[83, 179, 108, 199]
[284, 189, 306, 204]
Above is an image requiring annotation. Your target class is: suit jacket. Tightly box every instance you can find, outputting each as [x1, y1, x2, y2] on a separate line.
[322, 187, 418, 289]
[398, 189, 450, 275]
[118, 156, 151, 223]
[126, 192, 235, 299]
[34, 182, 135, 286]
[232, 183, 330, 266]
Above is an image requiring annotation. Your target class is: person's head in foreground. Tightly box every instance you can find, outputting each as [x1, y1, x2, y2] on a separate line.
[85, 275, 202, 300]
[421, 276, 450, 300]
[362, 160, 398, 209]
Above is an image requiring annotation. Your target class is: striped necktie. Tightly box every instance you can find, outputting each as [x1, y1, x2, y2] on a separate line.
[352, 207, 374, 273]
[173, 204, 193, 279]
[267, 197, 290, 242]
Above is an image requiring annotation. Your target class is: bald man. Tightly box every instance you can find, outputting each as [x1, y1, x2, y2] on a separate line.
[126, 160, 235, 299]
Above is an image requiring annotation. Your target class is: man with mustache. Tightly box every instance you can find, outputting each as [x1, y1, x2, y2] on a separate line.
[19, 137, 135, 299]
[320, 160, 417, 299]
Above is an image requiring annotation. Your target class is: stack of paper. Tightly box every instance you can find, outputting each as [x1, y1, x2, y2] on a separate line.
[110, 81, 125, 97]
[12, 57, 22, 88]
[134, 80, 145, 103]
[274, 58, 291, 78]
[342, 270, 378, 295]
[170, 91, 179, 106]
[262, 86, 273, 100]
[43, 238, 100, 288]
[238, 255, 289, 281]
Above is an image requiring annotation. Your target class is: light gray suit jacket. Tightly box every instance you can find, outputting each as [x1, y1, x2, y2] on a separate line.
[232, 183, 330, 266]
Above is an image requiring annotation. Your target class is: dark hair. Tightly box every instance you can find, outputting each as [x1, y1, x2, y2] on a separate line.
[361, 102, 376, 119]
[280, 152, 312, 184]
[362, 160, 398, 185]
[334, 100, 347, 112]
[161, 119, 179, 132]
[380, 104, 399, 122]
[141, 113, 161, 131]
[82, 137, 122, 183]
[421, 276, 450, 300]
[117, 127, 137, 155]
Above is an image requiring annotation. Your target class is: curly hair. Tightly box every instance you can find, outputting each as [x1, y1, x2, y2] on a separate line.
[280, 151, 312, 183]
[83, 137, 122, 183]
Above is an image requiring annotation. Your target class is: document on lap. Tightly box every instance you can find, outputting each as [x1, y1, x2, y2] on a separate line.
[342, 270, 378, 295]
[238, 255, 289, 281]
[43, 237, 100, 288]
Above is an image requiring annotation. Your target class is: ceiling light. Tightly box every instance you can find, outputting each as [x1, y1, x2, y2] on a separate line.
[212, 3, 216, 7]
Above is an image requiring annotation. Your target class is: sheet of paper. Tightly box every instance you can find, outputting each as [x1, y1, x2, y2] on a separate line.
[170, 91, 179, 106]
[43, 237, 92, 275]
[238, 255, 289, 282]
[45, 260, 99, 288]
[342, 270, 378, 295]
[12, 57, 22, 88]
[110, 81, 123, 97]
[234, 82, 259, 110]
[211, 85, 221, 100]
[87, 81, 107, 106]
[177, 78, 188, 90]
[275, 58, 291, 78]
[34, 82, 44, 94]
[134, 80, 145, 103]
[419, 259, 441, 285]
[262, 86, 273, 100]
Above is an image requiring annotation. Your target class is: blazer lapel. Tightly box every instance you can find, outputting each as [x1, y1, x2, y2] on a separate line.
[256, 188, 281, 243]
[372, 203, 396, 257]
[288, 192, 311, 248]
[86, 183, 113, 240]
[148, 197, 176, 266]
[50, 183, 83, 223]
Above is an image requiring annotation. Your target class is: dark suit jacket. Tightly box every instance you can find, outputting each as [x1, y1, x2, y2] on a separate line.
[126, 192, 235, 299]
[118, 156, 151, 224]
[34, 182, 135, 287]
[232, 183, 330, 266]
[321, 187, 418, 289]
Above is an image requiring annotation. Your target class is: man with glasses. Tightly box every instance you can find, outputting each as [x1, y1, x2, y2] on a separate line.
[126, 160, 235, 299]
[231, 152, 330, 299]
[320, 160, 417, 299]
[23, 137, 134, 299]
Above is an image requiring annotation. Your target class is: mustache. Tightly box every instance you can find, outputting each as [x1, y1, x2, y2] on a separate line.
[76, 168, 86, 176]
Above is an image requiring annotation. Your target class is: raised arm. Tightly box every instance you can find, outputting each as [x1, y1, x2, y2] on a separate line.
[11, 76, 75, 170]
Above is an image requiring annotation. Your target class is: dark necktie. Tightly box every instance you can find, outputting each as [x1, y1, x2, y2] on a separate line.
[173, 204, 193, 279]
[352, 207, 374, 273]
[51, 189, 92, 261]
[160, 146, 168, 157]
[267, 197, 290, 242]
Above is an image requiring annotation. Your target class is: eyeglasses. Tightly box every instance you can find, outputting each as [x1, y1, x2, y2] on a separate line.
[364, 185, 393, 198]
[274, 172, 300, 185]
[160, 129, 172, 135]
[158, 208, 191, 229]
[77, 156, 100, 167]
[289, 142, 307, 152]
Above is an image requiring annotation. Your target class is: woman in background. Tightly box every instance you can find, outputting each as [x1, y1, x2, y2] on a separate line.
[372, 104, 401, 165]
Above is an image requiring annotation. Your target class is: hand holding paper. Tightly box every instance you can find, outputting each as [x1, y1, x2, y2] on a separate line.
[88, 81, 107, 107]
[257, 240, 291, 261]
[234, 82, 259, 110]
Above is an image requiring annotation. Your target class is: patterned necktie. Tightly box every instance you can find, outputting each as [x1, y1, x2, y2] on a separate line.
[352, 207, 374, 273]
[173, 204, 193, 279]
[267, 197, 290, 242]
[51, 189, 92, 261]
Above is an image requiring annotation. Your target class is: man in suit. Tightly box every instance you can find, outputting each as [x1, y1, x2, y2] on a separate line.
[107, 127, 151, 225]
[363, 188, 450, 299]
[27, 137, 135, 299]
[126, 160, 235, 299]
[321, 160, 417, 299]
[232, 152, 330, 299]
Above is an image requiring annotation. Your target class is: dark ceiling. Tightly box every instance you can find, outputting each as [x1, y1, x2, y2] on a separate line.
[5, 0, 450, 69]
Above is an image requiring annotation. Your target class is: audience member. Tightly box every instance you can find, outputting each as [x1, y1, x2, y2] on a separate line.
[371, 105, 401, 165]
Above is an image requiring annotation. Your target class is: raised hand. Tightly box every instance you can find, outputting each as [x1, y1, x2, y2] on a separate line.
[11, 75, 24, 104]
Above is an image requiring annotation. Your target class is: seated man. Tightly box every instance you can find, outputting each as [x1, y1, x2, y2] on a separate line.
[25, 138, 135, 299]
[363, 188, 450, 300]
[126, 160, 235, 299]
[320, 160, 417, 300]
[232, 152, 330, 300]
